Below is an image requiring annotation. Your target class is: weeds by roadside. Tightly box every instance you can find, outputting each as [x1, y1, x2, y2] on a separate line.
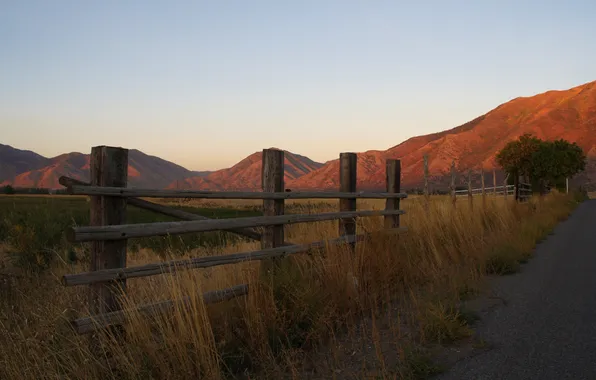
[0, 191, 582, 379]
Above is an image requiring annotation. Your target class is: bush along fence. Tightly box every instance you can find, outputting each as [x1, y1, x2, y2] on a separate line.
[60, 146, 409, 338]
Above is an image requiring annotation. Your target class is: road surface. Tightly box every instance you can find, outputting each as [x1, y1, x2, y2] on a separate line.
[437, 199, 596, 380]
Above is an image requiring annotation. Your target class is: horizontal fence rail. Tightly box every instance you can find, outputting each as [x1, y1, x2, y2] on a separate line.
[454, 184, 516, 196]
[66, 185, 408, 200]
[453, 183, 531, 199]
[59, 176, 271, 244]
[67, 209, 406, 242]
[62, 231, 403, 286]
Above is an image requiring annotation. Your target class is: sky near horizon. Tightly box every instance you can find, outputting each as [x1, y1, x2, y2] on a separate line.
[1, 1, 595, 171]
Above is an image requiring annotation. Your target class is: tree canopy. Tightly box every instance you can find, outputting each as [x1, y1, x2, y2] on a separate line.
[495, 134, 586, 191]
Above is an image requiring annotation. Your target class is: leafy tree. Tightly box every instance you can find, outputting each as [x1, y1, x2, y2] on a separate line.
[496, 134, 586, 193]
[495, 133, 542, 179]
[2, 185, 15, 194]
[529, 139, 586, 192]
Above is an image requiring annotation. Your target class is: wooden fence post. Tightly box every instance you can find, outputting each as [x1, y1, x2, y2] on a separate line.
[89, 146, 128, 338]
[481, 167, 486, 208]
[423, 154, 429, 209]
[385, 159, 401, 229]
[514, 173, 520, 202]
[467, 169, 473, 210]
[566, 177, 569, 194]
[493, 169, 497, 196]
[261, 149, 285, 263]
[450, 161, 456, 208]
[339, 153, 357, 252]
[504, 174, 509, 201]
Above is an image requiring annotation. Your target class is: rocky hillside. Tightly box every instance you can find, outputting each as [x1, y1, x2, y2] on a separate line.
[168, 149, 323, 190]
[0, 144, 51, 183]
[289, 80, 596, 190]
[1, 148, 199, 189]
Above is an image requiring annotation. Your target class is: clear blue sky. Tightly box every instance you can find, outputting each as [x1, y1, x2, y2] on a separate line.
[1, 0, 594, 170]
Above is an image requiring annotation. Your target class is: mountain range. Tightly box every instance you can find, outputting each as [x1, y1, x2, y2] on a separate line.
[2, 79, 596, 191]
[0, 147, 210, 189]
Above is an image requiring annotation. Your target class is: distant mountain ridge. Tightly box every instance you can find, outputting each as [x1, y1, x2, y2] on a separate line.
[0, 145, 204, 189]
[3, 79, 596, 191]
[166, 149, 324, 190]
[288, 79, 596, 190]
[0, 143, 51, 183]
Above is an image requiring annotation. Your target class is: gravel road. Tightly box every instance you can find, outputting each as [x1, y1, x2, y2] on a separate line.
[437, 200, 596, 380]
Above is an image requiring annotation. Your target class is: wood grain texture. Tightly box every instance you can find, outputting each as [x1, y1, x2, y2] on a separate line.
[63, 233, 392, 286]
[67, 185, 408, 199]
[60, 176, 296, 247]
[467, 169, 473, 209]
[384, 159, 401, 229]
[339, 153, 357, 251]
[450, 161, 456, 207]
[423, 154, 429, 205]
[89, 146, 128, 319]
[68, 209, 406, 242]
[261, 149, 284, 250]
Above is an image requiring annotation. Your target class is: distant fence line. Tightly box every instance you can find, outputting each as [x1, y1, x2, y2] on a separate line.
[59, 148, 534, 344]
[419, 156, 532, 205]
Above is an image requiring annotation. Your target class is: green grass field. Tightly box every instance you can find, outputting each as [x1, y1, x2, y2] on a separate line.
[0, 195, 262, 271]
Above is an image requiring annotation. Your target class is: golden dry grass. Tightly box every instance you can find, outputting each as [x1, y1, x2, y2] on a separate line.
[0, 192, 581, 379]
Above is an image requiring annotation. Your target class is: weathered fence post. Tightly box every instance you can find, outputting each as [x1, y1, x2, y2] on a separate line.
[89, 146, 128, 340]
[566, 177, 569, 194]
[261, 149, 285, 271]
[514, 173, 520, 202]
[450, 161, 456, 207]
[504, 173, 509, 201]
[339, 153, 357, 253]
[493, 169, 497, 196]
[467, 169, 473, 210]
[481, 167, 486, 208]
[423, 154, 429, 209]
[385, 159, 401, 229]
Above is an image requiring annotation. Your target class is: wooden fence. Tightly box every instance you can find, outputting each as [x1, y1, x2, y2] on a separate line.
[60, 149, 534, 339]
[60, 146, 408, 336]
[419, 156, 532, 204]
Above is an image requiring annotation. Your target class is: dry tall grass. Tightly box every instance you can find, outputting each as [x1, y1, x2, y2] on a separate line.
[0, 192, 580, 379]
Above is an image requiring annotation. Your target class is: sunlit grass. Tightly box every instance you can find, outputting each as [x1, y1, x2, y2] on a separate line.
[0, 191, 582, 379]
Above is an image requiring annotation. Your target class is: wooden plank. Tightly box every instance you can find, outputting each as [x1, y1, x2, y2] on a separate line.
[339, 153, 357, 252]
[384, 159, 401, 229]
[261, 149, 284, 249]
[423, 154, 429, 207]
[261, 149, 284, 273]
[481, 168, 485, 197]
[60, 176, 264, 243]
[468, 169, 473, 209]
[481, 167, 486, 207]
[89, 146, 128, 322]
[450, 161, 456, 207]
[72, 284, 249, 335]
[63, 233, 403, 286]
[68, 209, 406, 242]
[514, 174, 520, 202]
[66, 186, 408, 200]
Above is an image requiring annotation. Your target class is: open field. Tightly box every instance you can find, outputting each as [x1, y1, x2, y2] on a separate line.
[0, 192, 585, 379]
